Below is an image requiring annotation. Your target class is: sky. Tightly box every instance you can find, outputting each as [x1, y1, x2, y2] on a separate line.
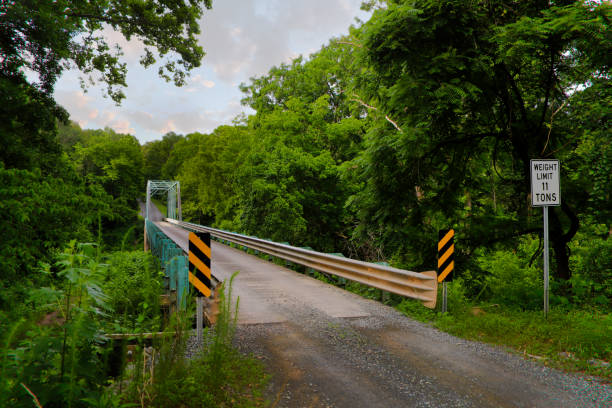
[52, 0, 370, 144]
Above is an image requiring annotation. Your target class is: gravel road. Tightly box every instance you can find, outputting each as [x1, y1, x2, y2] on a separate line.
[158, 223, 611, 407]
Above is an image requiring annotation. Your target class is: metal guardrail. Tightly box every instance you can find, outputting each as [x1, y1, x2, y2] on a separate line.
[146, 219, 189, 309]
[164, 218, 437, 308]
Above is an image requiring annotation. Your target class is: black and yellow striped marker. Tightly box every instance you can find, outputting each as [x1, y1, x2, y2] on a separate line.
[188, 232, 212, 297]
[437, 229, 454, 283]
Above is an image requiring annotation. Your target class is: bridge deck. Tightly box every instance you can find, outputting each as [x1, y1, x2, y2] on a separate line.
[154, 221, 369, 325]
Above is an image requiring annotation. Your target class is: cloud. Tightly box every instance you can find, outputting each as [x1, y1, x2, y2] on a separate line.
[186, 74, 215, 92]
[53, 1, 367, 143]
[99, 26, 146, 65]
[54, 90, 99, 127]
[192, 75, 215, 88]
[200, 0, 364, 83]
[160, 120, 177, 135]
[101, 111, 117, 123]
[109, 119, 135, 135]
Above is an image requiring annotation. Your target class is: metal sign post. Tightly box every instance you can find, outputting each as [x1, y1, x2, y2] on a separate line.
[530, 159, 560, 318]
[188, 231, 212, 344]
[442, 282, 448, 314]
[543, 206, 549, 316]
[196, 297, 204, 344]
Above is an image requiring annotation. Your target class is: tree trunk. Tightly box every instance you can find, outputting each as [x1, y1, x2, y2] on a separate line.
[549, 202, 579, 281]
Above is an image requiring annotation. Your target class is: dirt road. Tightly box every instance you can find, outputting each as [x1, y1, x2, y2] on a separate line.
[157, 222, 611, 407]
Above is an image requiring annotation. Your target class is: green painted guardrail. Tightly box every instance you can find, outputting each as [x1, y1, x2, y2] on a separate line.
[146, 219, 189, 309]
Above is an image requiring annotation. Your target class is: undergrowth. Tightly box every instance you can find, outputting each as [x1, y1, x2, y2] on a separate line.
[1, 241, 269, 407]
[118, 272, 269, 407]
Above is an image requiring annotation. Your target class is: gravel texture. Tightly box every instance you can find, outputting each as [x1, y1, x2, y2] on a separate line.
[167, 234, 612, 407]
[228, 296, 611, 408]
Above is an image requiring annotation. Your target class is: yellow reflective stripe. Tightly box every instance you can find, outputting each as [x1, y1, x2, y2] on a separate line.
[189, 232, 211, 258]
[437, 244, 454, 268]
[438, 229, 454, 251]
[189, 272, 211, 297]
[189, 251, 211, 278]
[437, 261, 454, 283]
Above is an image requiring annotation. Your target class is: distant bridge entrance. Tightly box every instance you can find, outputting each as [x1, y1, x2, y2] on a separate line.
[145, 180, 182, 221]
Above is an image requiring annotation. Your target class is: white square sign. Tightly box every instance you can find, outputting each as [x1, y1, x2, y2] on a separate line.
[531, 159, 561, 207]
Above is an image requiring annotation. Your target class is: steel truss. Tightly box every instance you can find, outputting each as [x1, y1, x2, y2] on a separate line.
[145, 180, 182, 220]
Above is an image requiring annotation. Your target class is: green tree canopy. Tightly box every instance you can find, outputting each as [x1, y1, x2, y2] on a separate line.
[58, 123, 145, 223]
[1, 0, 213, 175]
[349, 0, 611, 279]
[142, 132, 184, 181]
[1, 0, 212, 102]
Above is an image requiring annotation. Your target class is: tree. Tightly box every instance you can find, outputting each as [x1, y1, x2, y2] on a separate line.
[1, 0, 212, 103]
[1, 0, 212, 176]
[350, 0, 611, 279]
[1, 0, 213, 288]
[0, 163, 110, 308]
[234, 98, 347, 250]
[142, 132, 184, 181]
[174, 126, 253, 227]
[236, 42, 375, 251]
[0, 74, 67, 172]
[64, 125, 144, 224]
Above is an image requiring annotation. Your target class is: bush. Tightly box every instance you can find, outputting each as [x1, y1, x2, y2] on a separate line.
[477, 245, 542, 310]
[102, 251, 163, 331]
[119, 272, 269, 407]
[0, 242, 113, 408]
[569, 228, 612, 309]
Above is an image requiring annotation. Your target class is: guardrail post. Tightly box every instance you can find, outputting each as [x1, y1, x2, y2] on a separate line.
[169, 257, 177, 292]
[177, 256, 189, 310]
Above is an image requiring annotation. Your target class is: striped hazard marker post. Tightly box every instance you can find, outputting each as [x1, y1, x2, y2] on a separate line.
[189, 232, 212, 343]
[438, 229, 455, 313]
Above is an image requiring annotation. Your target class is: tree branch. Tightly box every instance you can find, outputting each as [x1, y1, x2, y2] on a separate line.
[349, 96, 403, 133]
[423, 132, 499, 159]
[465, 227, 541, 248]
[337, 41, 363, 49]
[537, 46, 556, 137]
[65, 12, 131, 26]
[541, 98, 569, 156]
[501, 64, 528, 123]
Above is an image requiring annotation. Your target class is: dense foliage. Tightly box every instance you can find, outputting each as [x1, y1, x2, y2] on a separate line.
[1, 0, 212, 302]
[1, 0, 610, 404]
[142, 0, 610, 309]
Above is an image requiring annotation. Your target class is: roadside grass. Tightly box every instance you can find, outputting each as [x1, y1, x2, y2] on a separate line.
[396, 298, 612, 382]
[319, 272, 612, 382]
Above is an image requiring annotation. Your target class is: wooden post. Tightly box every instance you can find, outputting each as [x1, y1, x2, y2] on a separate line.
[144, 224, 149, 251]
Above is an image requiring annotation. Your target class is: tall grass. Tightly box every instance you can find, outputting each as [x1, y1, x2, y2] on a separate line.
[118, 271, 268, 407]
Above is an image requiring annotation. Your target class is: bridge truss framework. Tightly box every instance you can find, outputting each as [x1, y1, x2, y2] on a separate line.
[146, 180, 182, 221]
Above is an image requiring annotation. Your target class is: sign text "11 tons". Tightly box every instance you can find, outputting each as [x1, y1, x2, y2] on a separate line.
[530, 159, 561, 207]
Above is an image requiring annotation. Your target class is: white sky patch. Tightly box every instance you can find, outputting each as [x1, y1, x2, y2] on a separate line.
[160, 120, 177, 135]
[54, 90, 98, 128]
[101, 111, 117, 122]
[54, 1, 369, 143]
[100, 26, 146, 65]
[191, 74, 215, 88]
[110, 119, 135, 135]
